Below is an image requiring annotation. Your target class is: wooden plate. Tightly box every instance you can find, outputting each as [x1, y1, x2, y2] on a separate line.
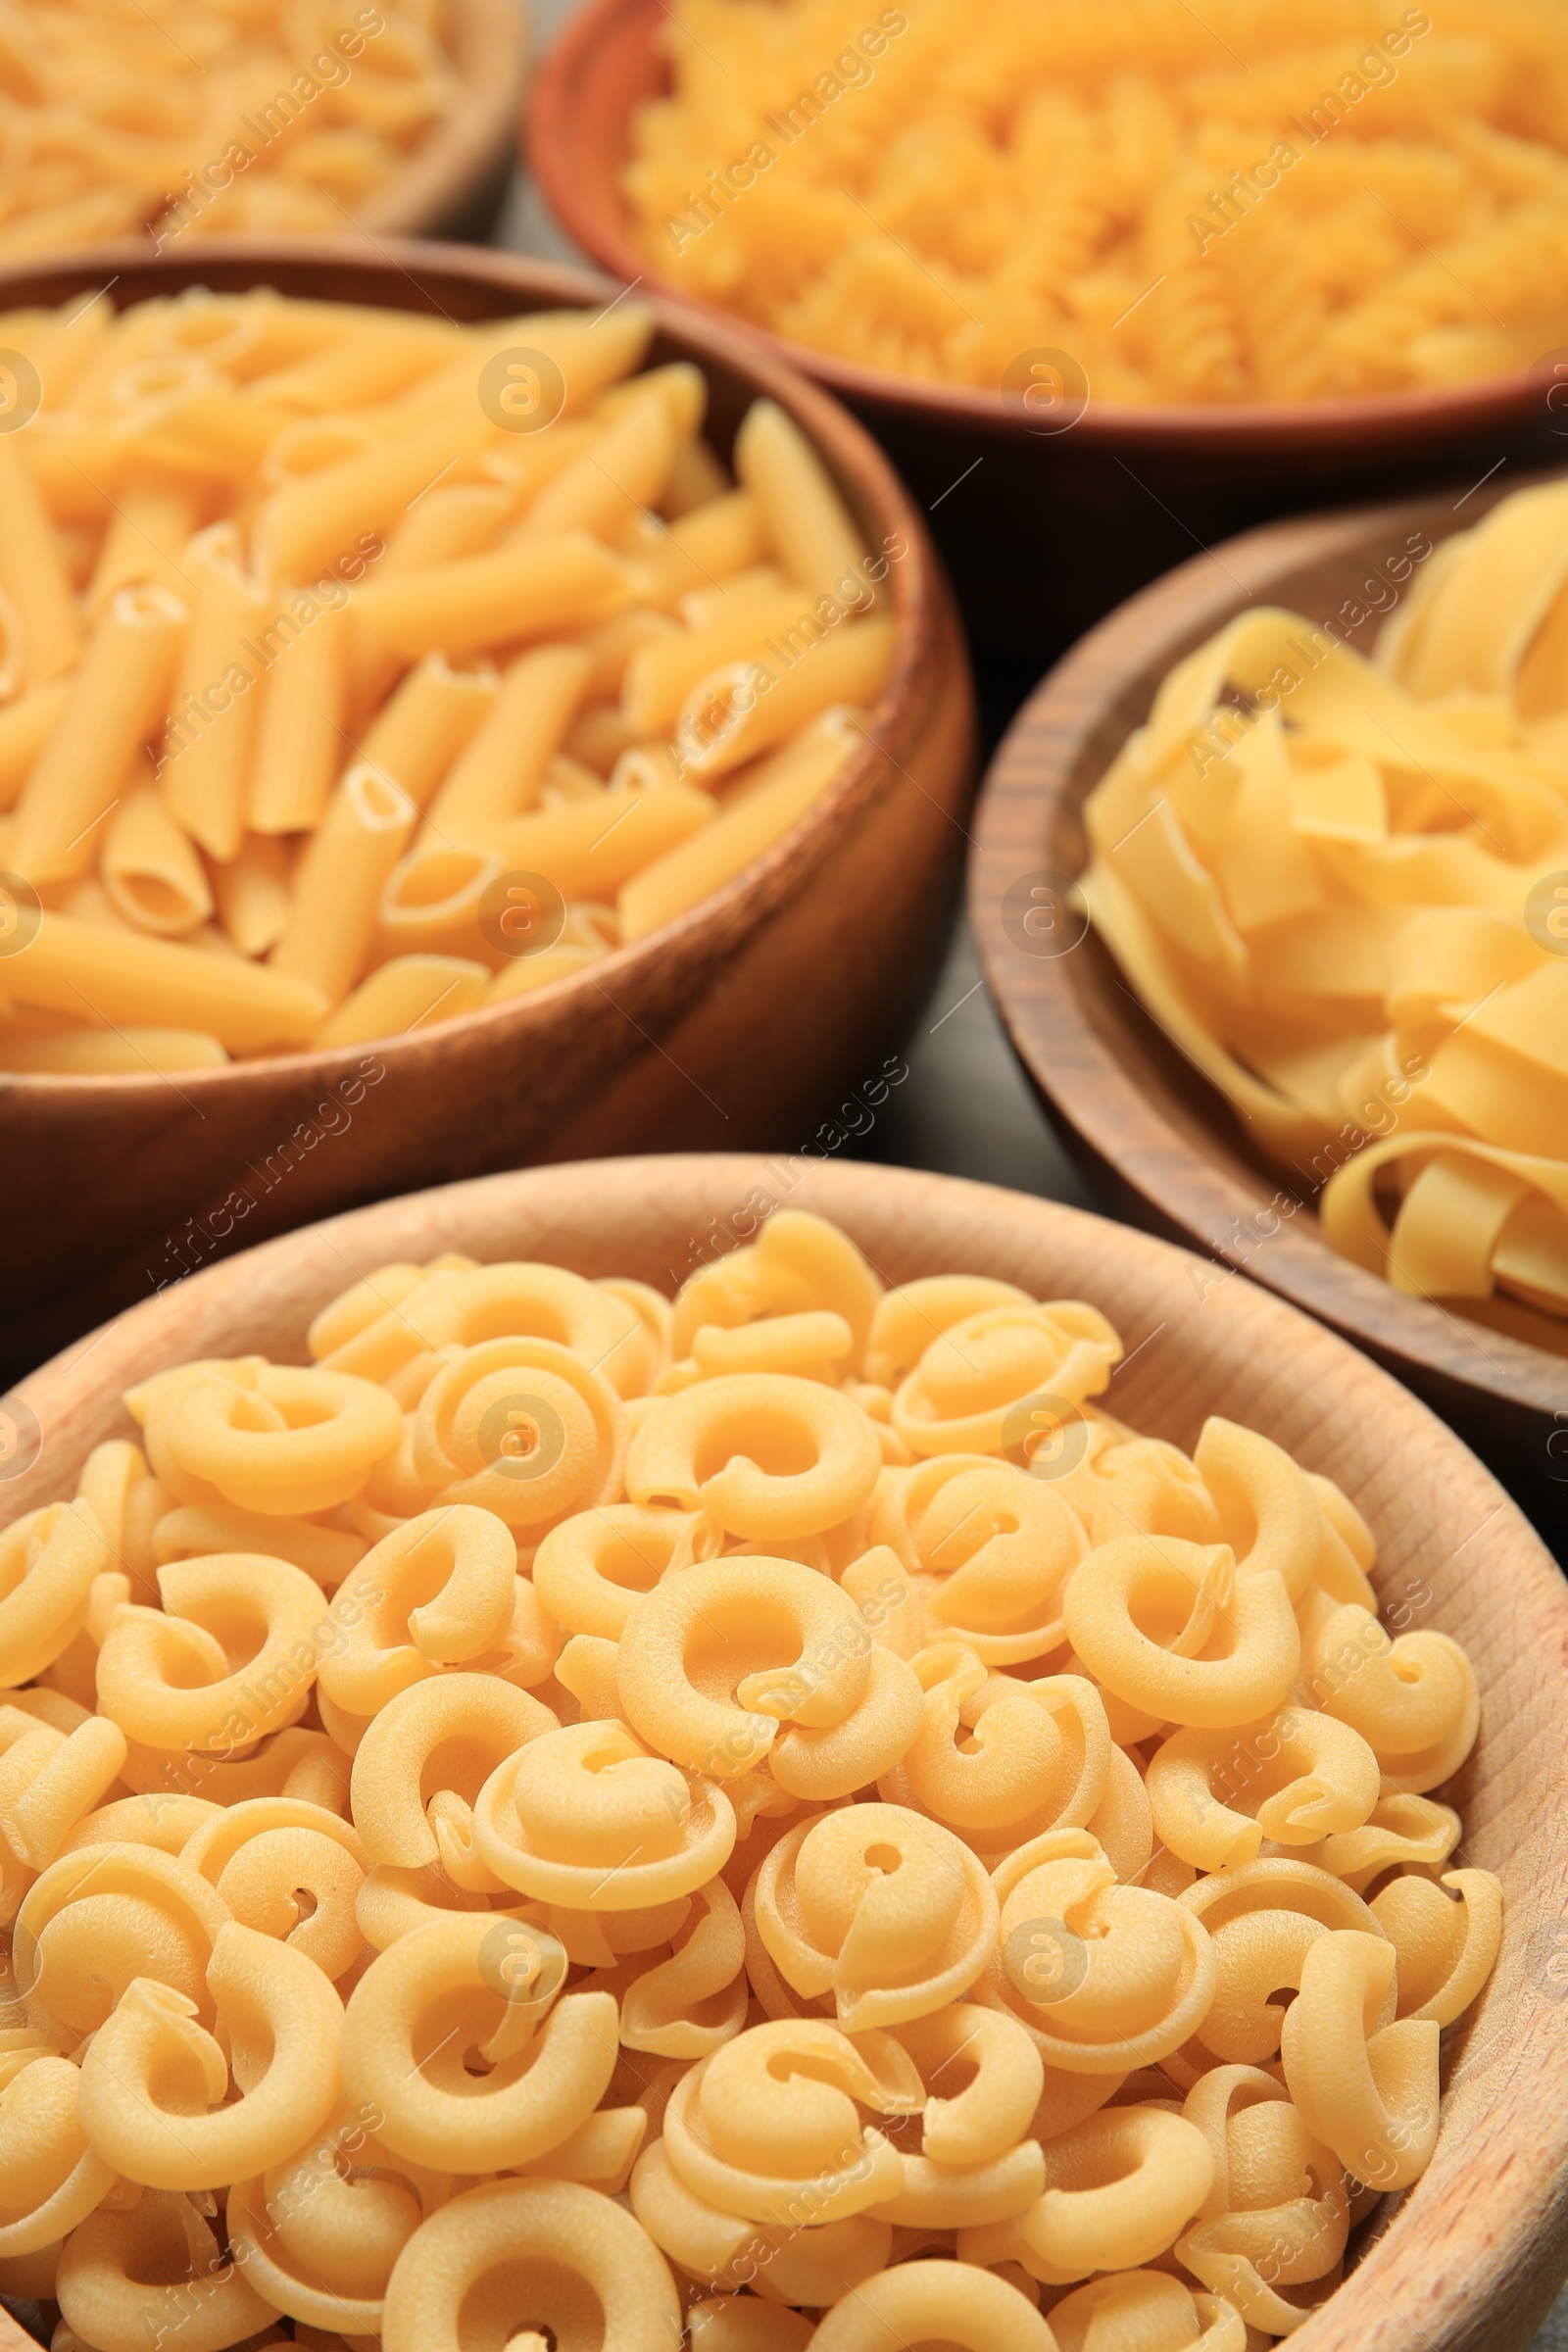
[5, 1151, 1567, 2352]
[524, 0, 1564, 660]
[0, 240, 974, 1383]
[970, 479, 1568, 1531]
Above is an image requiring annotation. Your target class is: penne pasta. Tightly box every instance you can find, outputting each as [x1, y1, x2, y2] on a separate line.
[678, 615, 895, 778]
[459, 783, 714, 906]
[0, 437, 82, 686]
[211, 834, 292, 958]
[0, 679, 70, 810]
[85, 466, 205, 616]
[4, 909, 326, 1049]
[424, 646, 593, 834]
[271, 762, 419, 1005]
[158, 522, 269, 863]
[248, 595, 350, 835]
[623, 487, 766, 611]
[357, 653, 501, 812]
[735, 400, 874, 610]
[314, 953, 491, 1048]
[523, 385, 684, 542]
[102, 783, 213, 936]
[622, 578, 822, 736]
[0, 1024, 228, 1072]
[352, 533, 631, 661]
[254, 411, 498, 585]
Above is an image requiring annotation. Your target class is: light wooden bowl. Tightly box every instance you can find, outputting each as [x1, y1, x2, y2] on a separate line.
[970, 479, 1568, 1534]
[3, 1152, 1567, 2352]
[357, 0, 530, 242]
[525, 0, 1564, 662]
[0, 239, 974, 1385]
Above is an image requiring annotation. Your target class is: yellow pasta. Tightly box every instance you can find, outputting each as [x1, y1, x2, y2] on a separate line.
[0, 1210, 1496, 2344]
[623, 0, 1568, 405]
[0, 289, 883, 1068]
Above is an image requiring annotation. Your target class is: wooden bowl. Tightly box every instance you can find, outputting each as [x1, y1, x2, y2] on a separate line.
[0, 240, 974, 1385]
[357, 0, 530, 242]
[525, 0, 1567, 662]
[970, 478, 1568, 1537]
[4, 1150, 1567, 2352]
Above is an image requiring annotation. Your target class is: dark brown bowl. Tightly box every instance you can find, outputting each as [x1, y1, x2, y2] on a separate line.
[970, 477, 1568, 1535]
[525, 0, 1567, 662]
[0, 239, 975, 1384]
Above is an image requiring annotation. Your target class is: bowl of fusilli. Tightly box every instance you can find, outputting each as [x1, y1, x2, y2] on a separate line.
[528, 0, 1568, 657]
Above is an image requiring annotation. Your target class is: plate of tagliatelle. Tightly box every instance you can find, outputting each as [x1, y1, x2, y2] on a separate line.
[527, 0, 1568, 659]
[0, 1154, 1562, 2352]
[972, 466, 1568, 1526]
[0, 238, 973, 1381]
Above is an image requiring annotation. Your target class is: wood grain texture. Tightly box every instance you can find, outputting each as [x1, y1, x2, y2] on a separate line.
[5, 1152, 1568, 2352]
[0, 239, 974, 1381]
[970, 479, 1568, 1506]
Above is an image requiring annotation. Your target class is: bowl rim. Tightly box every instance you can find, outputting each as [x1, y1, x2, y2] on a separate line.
[525, 0, 1552, 446]
[356, 0, 531, 238]
[10, 1149, 1568, 2352]
[969, 474, 1568, 1425]
[0, 233, 950, 1099]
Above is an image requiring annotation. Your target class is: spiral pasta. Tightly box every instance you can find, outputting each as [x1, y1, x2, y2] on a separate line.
[0, 1209, 1495, 2344]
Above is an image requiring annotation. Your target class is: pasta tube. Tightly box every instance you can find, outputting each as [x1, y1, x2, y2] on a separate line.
[5, 911, 326, 1048]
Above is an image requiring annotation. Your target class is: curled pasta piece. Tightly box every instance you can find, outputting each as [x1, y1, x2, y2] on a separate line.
[355, 1859, 492, 1949]
[380, 2176, 681, 2352]
[684, 1308, 856, 1384]
[0, 1502, 109, 1688]
[1280, 1930, 1440, 2190]
[227, 2098, 429, 2337]
[58, 1790, 220, 1860]
[1370, 1868, 1503, 2026]
[630, 2133, 891, 2304]
[95, 1552, 325, 1750]
[154, 1500, 368, 1590]
[1193, 1419, 1323, 1604]
[1177, 1860, 1382, 2072]
[320, 1258, 646, 1399]
[961, 2103, 1214, 2284]
[1056, 1430, 1220, 1549]
[1063, 1538, 1300, 1729]
[163, 1363, 401, 1515]
[77, 1922, 344, 2188]
[475, 1719, 735, 1907]
[531, 1503, 692, 1638]
[125, 1356, 267, 1501]
[411, 1335, 626, 1536]
[1314, 1793, 1460, 1892]
[1050, 2273, 1245, 2352]
[56, 2186, 279, 2352]
[1309, 1603, 1481, 1791]
[1148, 1705, 1381, 1871]
[16, 1843, 231, 2050]
[619, 1875, 749, 2056]
[0, 2053, 117, 2257]
[672, 1211, 882, 1369]
[1177, 2066, 1348, 2338]
[1307, 1475, 1379, 1612]
[753, 1803, 998, 2030]
[316, 1507, 518, 1717]
[880, 1653, 1111, 1856]
[984, 1831, 1216, 2074]
[182, 1796, 368, 1982]
[895, 2003, 1045, 2167]
[342, 1912, 612, 2170]
[811, 2257, 1058, 2351]
[0, 1707, 127, 1871]
[627, 1372, 881, 1540]
[916, 1465, 1089, 1663]
[688, 2297, 815, 2350]
[863, 1276, 1031, 1391]
[662, 2020, 923, 2224]
[348, 1672, 557, 1882]
[891, 1300, 1121, 1456]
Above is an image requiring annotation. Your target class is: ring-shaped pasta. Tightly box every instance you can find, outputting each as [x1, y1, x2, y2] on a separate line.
[531, 1503, 693, 1639]
[1056, 1433, 1221, 1549]
[153, 1499, 368, 1591]
[342, 1912, 612, 2171]
[1370, 1867, 1504, 2026]
[752, 1802, 999, 2031]
[16, 1842, 231, 2050]
[56, 1789, 220, 1862]
[687, 1309, 856, 1385]
[181, 1796, 368, 1982]
[627, 1374, 881, 1541]
[348, 1672, 557, 1878]
[866, 1451, 999, 1574]
[917, 1467, 1089, 1662]
[618, 1875, 749, 2057]
[0, 2053, 118, 2258]
[629, 2132, 893, 2306]
[766, 1646, 923, 1801]
[354, 1859, 493, 1950]
[983, 1832, 1217, 2075]
[412, 1336, 626, 1536]
[226, 2101, 431, 2335]
[0, 1502, 109, 1689]
[1193, 1419, 1323, 1604]
[55, 2185, 279, 2352]
[863, 1275, 1032, 1390]
[1049, 2273, 1246, 2352]
[321, 1259, 647, 1398]
[892, 1301, 1121, 1456]
[661, 2021, 923, 2225]
[380, 2176, 681, 2352]
[686, 2296, 815, 2350]
[1176, 2066, 1348, 2336]
[1148, 1707, 1382, 1871]
[880, 1654, 1111, 1854]
[1310, 1605, 1481, 1791]
[672, 1211, 882, 1368]
[1313, 1794, 1460, 1892]
[166, 1364, 401, 1517]
[1280, 1930, 1440, 2190]
[306, 1254, 474, 1360]
[960, 2104, 1214, 2284]
[474, 1720, 736, 1909]
[1176, 1860, 1383, 2072]
[0, 1709, 127, 1872]
[894, 2002, 1045, 2166]
[317, 1507, 518, 1717]
[1308, 1474, 1380, 1612]
[124, 1356, 266, 1505]
[76, 1921, 342, 2189]
[810, 2256, 1057, 2351]
[95, 1552, 326, 1751]
[1062, 1539, 1300, 1730]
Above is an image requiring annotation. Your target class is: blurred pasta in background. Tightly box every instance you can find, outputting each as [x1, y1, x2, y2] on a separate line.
[623, 0, 1568, 402]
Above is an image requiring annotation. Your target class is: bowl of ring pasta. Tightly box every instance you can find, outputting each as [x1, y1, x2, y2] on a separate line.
[0, 237, 972, 1381]
[527, 0, 1568, 657]
[0, 1152, 1560, 2352]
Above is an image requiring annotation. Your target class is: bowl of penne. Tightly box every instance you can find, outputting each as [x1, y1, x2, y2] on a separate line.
[4, 1149, 1566, 2352]
[528, 0, 1568, 659]
[971, 471, 1568, 1532]
[0, 0, 528, 256]
[0, 237, 973, 1382]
